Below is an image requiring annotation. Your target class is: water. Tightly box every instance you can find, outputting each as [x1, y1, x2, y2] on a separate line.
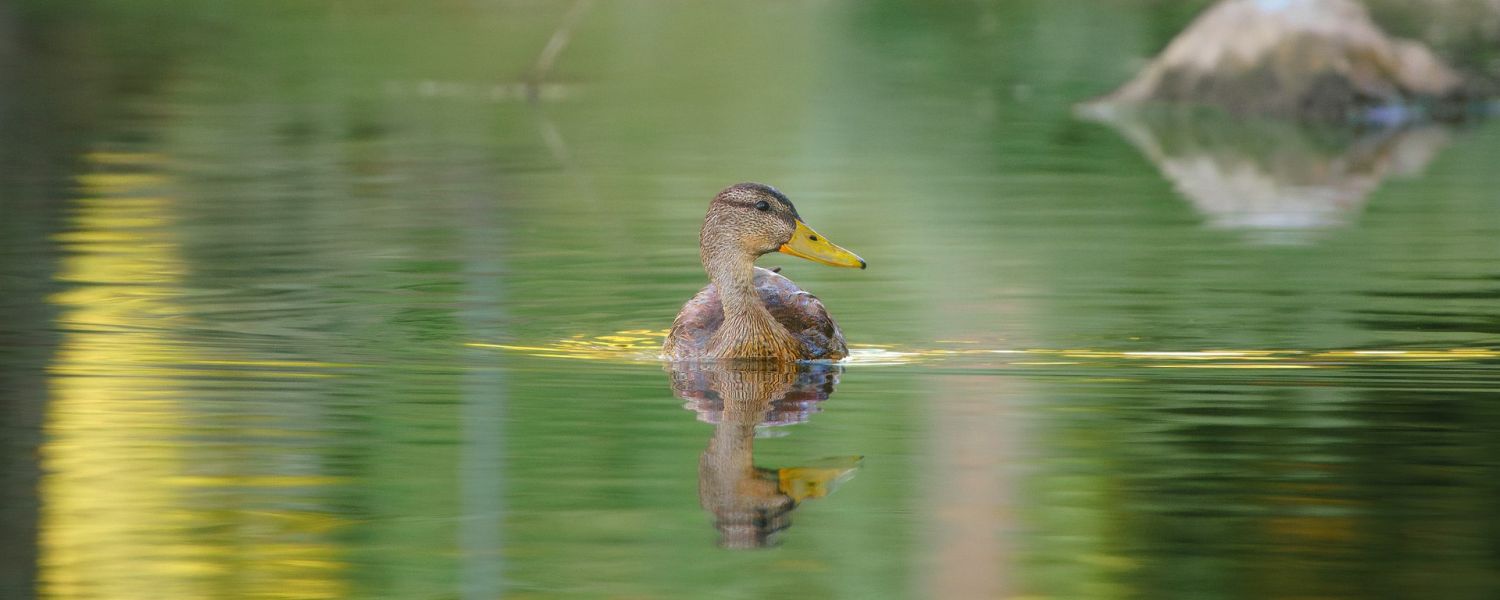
[3, 1, 1499, 598]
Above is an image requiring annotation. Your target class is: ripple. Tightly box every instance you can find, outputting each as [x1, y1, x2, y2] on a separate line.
[469, 330, 1500, 369]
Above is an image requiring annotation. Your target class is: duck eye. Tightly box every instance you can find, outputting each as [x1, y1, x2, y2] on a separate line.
[754, 200, 770, 211]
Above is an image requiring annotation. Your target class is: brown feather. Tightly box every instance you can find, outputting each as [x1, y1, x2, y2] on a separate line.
[664, 267, 847, 361]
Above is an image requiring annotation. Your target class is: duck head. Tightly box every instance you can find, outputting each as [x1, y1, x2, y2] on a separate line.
[701, 182, 866, 270]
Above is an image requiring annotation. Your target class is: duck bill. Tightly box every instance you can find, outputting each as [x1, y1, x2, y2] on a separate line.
[778, 220, 866, 269]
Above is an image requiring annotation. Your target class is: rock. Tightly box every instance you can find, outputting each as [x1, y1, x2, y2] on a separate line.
[1088, 0, 1472, 121]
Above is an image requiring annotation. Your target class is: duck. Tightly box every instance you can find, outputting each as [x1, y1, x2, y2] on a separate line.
[663, 183, 866, 361]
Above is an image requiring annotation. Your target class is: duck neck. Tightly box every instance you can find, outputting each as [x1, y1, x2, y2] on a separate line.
[705, 250, 764, 318]
[702, 247, 797, 357]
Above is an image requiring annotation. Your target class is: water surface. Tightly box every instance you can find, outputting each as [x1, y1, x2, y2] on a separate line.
[3, 1, 1499, 599]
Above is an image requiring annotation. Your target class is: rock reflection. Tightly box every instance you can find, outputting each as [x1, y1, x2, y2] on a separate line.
[666, 362, 860, 549]
[1081, 107, 1451, 243]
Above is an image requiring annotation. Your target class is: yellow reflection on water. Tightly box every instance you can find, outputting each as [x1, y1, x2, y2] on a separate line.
[41, 153, 347, 600]
[473, 330, 1499, 368]
[467, 329, 672, 363]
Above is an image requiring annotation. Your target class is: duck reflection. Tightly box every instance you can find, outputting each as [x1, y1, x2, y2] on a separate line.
[667, 362, 860, 549]
[1080, 107, 1451, 242]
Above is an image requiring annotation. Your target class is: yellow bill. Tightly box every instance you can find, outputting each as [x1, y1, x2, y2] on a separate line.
[778, 220, 866, 269]
[777, 456, 863, 501]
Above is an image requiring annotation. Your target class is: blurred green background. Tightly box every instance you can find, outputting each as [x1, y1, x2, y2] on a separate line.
[2, 1, 1499, 599]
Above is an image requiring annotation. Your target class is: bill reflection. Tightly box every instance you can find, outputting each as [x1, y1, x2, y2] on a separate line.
[667, 362, 860, 549]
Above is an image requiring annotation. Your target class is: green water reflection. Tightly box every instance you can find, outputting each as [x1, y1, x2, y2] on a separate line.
[3, 1, 1500, 599]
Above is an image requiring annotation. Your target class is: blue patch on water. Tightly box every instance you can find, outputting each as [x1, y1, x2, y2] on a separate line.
[1255, 0, 1294, 12]
[1361, 104, 1418, 127]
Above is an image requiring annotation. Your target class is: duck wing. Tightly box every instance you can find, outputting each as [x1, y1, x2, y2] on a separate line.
[664, 283, 726, 358]
[754, 268, 848, 361]
[664, 267, 848, 360]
